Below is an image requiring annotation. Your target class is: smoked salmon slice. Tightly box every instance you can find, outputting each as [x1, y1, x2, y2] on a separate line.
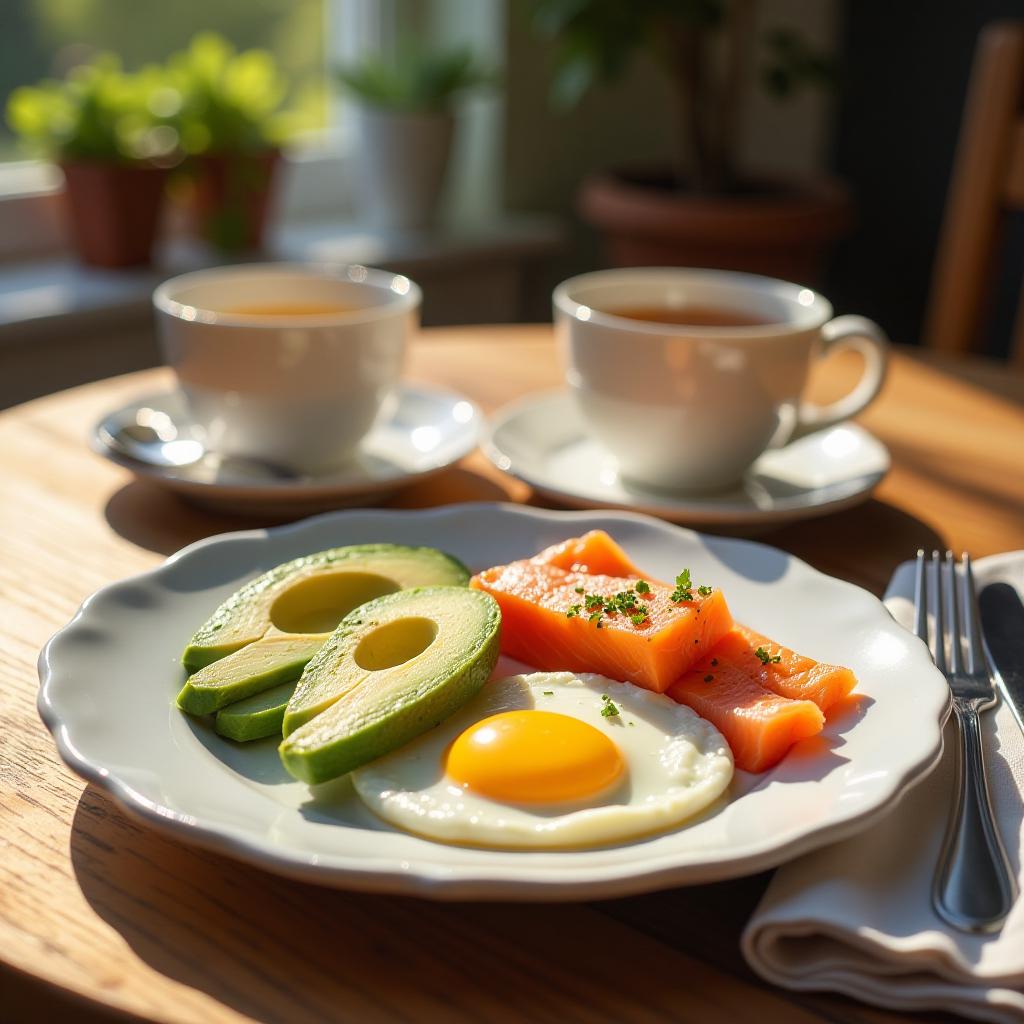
[528, 530, 856, 771]
[667, 651, 825, 773]
[535, 530, 857, 715]
[471, 560, 733, 693]
[726, 625, 857, 713]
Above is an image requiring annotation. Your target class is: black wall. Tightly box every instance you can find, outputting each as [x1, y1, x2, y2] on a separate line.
[827, 1, 1023, 357]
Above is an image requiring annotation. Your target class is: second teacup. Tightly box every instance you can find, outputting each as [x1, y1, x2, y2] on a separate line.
[153, 263, 419, 474]
[554, 267, 889, 492]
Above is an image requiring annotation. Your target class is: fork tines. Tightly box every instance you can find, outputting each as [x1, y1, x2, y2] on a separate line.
[913, 549, 987, 682]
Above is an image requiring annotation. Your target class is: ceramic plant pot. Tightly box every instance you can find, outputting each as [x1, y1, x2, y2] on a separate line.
[60, 160, 168, 268]
[579, 167, 852, 285]
[190, 148, 280, 253]
[351, 104, 454, 231]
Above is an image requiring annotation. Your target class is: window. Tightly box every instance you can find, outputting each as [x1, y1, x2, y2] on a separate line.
[0, 0, 330, 162]
[0, 0, 503, 260]
[0, 0, 382, 257]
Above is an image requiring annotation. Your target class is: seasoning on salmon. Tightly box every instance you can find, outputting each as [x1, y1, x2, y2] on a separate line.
[536, 531, 858, 709]
[527, 530, 857, 771]
[726, 625, 857, 713]
[471, 561, 733, 693]
[667, 654, 825, 773]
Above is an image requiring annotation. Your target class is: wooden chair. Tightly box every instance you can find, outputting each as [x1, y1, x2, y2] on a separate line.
[924, 21, 1024, 366]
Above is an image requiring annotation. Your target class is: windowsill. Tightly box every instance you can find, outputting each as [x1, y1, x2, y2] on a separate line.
[0, 212, 564, 344]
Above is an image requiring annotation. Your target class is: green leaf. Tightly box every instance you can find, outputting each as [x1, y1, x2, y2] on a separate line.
[762, 26, 837, 101]
[335, 44, 497, 113]
[4, 52, 184, 162]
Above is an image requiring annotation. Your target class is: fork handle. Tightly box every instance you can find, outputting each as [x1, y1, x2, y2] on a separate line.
[933, 703, 1017, 933]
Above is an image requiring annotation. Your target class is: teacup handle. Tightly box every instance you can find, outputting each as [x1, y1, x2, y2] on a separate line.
[791, 315, 890, 441]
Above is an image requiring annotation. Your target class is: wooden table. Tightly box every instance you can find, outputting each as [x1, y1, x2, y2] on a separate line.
[2, 325, 1023, 1024]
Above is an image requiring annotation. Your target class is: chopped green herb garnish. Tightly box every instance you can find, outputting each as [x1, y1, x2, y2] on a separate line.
[585, 594, 604, 610]
[668, 568, 718, 604]
[588, 610, 603, 623]
[671, 569, 694, 602]
[630, 612, 648, 626]
[543, 690, 554, 696]
[600, 694, 620, 718]
[755, 646, 782, 665]
[635, 580, 651, 594]
[574, 585, 585, 594]
[566, 604, 582, 619]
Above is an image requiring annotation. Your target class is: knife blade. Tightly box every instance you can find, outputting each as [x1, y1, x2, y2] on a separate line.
[979, 581, 1024, 731]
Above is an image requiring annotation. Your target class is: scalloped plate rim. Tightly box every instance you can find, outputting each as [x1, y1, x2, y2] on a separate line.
[38, 503, 946, 900]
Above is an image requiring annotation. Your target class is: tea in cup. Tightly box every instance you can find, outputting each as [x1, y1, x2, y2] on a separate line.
[153, 263, 420, 473]
[553, 268, 889, 492]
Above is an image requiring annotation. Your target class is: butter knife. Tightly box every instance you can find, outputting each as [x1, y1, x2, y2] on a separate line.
[979, 582, 1024, 732]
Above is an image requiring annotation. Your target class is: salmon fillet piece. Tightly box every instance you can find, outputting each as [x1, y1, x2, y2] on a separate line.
[667, 650, 825, 773]
[532, 531, 648, 578]
[532, 530, 855, 771]
[535, 531, 857, 712]
[471, 560, 733, 693]
[727, 625, 857, 713]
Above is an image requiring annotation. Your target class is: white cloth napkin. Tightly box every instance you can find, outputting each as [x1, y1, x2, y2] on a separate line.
[742, 554, 1024, 1024]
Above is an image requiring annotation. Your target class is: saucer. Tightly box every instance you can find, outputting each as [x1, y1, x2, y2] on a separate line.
[486, 391, 890, 528]
[92, 384, 482, 516]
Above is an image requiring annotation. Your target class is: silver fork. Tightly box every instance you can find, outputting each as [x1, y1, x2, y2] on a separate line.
[913, 549, 1017, 932]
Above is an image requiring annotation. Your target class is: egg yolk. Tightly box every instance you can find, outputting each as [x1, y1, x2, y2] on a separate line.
[445, 710, 625, 805]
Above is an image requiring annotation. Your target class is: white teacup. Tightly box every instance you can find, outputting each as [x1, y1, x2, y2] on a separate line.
[154, 263, 419, 473]
[554, 268, 889, 492]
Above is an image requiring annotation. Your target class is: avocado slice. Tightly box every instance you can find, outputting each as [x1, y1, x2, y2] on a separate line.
[279, 586, 501, 785]
[177, 634, 323, 715]
[181, 544, 470, 672]
[215, 680, 298, 742]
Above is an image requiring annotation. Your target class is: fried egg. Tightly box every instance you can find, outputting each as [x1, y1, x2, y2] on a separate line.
[351, 672, 734, 848]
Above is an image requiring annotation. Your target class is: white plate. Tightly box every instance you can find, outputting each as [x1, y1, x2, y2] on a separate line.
[38, 503, 946, 900]
[92, 384, 481, 516]
[486, 391, 890, 527]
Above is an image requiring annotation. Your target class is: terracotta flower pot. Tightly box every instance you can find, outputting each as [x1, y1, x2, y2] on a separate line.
[60, 161, 168, 268]
[579, 168, 852, 285]
[190, 149, 280, 253]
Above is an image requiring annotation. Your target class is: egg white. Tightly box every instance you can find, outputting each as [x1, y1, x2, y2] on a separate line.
[350, 672, 734, 849]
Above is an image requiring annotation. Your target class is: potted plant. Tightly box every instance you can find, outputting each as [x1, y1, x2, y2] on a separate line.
[336, 45, 495, 231]
[167, 33, 296, 253]
[532, 0, 848, 282]
[6, 55, 180, 267]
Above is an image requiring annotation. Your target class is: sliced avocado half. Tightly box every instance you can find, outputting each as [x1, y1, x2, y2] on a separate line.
[176, 544, 470, 715]
[181, 544, 470, 672]
[279, 586, 500, 785]
[177, 634, 323, 715]
[215, 680, 298, 742]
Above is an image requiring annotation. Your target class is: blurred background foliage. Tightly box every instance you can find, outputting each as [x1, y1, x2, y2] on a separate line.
[0, 0, 327, 159]
[335, 44, 496, 113]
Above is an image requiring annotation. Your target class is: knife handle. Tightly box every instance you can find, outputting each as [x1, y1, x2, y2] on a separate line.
[933, 703, 1017, 933]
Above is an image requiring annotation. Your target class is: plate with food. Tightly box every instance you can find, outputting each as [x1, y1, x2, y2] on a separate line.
[38, 503, 947, 899]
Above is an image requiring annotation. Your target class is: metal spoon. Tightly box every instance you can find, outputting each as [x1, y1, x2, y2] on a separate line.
[99, 407, 301, 481]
